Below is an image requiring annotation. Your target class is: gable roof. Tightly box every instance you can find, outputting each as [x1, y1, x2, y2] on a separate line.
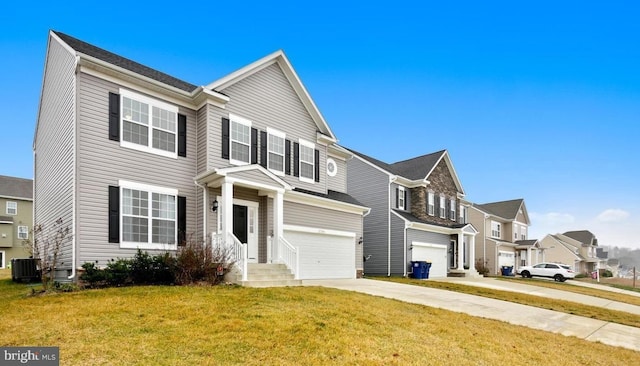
[206, 50, 337, 142]
[563, 230, 597, 246]
[52, 31, 198, 93]
[0, 175, 33, 200]
[473, 199, 525, 221]
[349, 148, 465, 193]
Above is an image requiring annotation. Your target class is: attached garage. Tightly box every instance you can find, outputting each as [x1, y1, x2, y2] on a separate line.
[498, 251, 515, 268]
[411, 242, 448, 278]
[284, 225, 356, 280]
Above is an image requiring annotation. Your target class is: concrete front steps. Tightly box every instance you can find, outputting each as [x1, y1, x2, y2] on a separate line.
[238, 263, 302, 288]
[447, 269, 483, 278]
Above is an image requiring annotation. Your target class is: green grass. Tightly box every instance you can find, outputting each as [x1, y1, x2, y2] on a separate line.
[375, 277, 640, 328]
[1, 270, 638, 365]
[497, 277, 640, 306]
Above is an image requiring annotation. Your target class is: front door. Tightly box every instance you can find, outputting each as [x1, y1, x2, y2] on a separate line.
[449, 240, 457, 268]
[232, 202, 259, 263]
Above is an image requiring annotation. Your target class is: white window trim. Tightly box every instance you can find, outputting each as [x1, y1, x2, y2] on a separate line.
[6, 201, 17, 215]
[439, 195, 446, 218]
[450, 198, 456, 221]
[491, 221, 501, 239]
[398, 186, 405, 210]
[229, 114, 252, 166]
[0, 250, 4, 269]
[427, 192, 435, 216]
[17, 226, 28, 240]
[118, 180, 178, 250]
[298, 139, 315, 184]
[266, 127, 286, 176]
[458, 204, 465, 223]
[119, 89, 179, 159]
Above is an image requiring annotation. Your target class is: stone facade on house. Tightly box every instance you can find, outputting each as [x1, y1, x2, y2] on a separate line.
[409, 160, 460, 226]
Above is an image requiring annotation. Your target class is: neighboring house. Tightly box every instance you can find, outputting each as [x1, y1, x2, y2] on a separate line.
[0, 175, 33, 268]
[539, 232, 599, 274]
[468, 199, 534, 275]
[34, 30, 369, 284]
[346, 149, 479, 278]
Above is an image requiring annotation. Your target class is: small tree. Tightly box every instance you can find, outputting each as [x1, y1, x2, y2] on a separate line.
[475, 257, 490, 276]
[23, 218, 72, 292]
[175, 235, 236, 285]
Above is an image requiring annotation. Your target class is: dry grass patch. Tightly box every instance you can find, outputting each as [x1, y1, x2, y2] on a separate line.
[497, 277, 640, 306]
[376, 277, 640, 328]
[0, 269, 638, 365]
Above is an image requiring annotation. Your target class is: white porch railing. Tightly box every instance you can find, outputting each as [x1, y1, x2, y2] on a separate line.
[212, 232, 248, 282]
[277, 236, 299, 280]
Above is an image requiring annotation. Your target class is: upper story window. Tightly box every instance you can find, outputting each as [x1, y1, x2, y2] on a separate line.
[299, 139, 315, 182]
[450, 198, 456, 221]
[439, 195, 446, 218]
[121, 89, 178, 158]
[18, 226, 28, 240]
[427, 192, 435, 216]
[491, 221, 501, 239]
[397, 187, 406, 210]
[6, 201, 17, 215]
[267, 127, 285, 175]
[458, 204, 466, 224]
[521, 227, 527, 240]
[230, 114, 252, 165]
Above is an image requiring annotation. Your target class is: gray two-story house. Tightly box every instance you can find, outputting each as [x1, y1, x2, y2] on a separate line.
[0, 175, 33, 268]
[347, 149, 479, 278]
[34, 30, 368, 284]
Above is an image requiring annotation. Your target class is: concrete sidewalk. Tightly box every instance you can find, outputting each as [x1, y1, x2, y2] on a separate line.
[302, 278, 640, 352]
[431, 277, 640, 315]
[566, 279, 640, 297]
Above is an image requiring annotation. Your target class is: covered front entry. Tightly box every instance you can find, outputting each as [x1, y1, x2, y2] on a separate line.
[284, 226, 356, 280]
[232, 200, 259, 263]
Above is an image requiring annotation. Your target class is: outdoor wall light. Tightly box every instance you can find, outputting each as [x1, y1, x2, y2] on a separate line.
[211, 199, 219, 212]
[358, 236, 363, 245]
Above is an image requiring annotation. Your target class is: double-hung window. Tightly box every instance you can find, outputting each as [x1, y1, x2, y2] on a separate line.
[458, 204, 466, 224]
[6, 201, 17, 215]
[439, 195, 446, 218]
[230, 114, 252, 165]
[120, 180, 177, 250]
[491, 221, 501, 239]
[299, 139, 315, 182]
[267, 127, 285, 175]
[120, 89, 178, 158]
[397, 187, 405, 210]
[450, 198, 456, 221]
[17, 226, 28, 240]
[427, 192, 435, 216]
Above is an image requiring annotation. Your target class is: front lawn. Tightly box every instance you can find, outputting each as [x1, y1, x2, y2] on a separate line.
[1, 270, 638, 365]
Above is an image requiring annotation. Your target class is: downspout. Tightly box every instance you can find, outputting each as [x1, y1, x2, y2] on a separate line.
[403, 221, 407, 277]
[483, 214, 488, 272]
[68, 54, 81, 280]
[388, 176, 398, 276]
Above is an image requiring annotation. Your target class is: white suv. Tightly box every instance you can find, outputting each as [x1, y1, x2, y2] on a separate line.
[517, 262, 575, 282]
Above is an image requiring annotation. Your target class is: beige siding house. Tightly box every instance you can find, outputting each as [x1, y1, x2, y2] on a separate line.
[0, 176, 33, 268]
[540, 231, 600, 274]
[34, 30, 368, 284]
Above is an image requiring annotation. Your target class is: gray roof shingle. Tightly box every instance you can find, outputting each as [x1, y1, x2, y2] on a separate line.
[293, 188, 365, 207]
[392, 209, 466, 229]
[0, 175, 33, 200]
[473, 199, 523, 220]
[53, 31, 198, 92]
[350, 148, 446, 181]
[563, 230, 597, 246]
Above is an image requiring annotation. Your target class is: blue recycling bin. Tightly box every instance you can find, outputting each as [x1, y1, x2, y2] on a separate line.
[424, 262, 432, 279]
[411, 261, 431, 279]
[501, 266, 514, 276]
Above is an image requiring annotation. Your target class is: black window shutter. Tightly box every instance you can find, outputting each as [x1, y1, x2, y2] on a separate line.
[251, 128, 259, 164]
[108, 92, 120, 141]
[178, 114, 187, 157]
[314, 149, 320, 182]
[259, 130, 267, 167]
[293, 142, 300, 177]
[108, 186, 120, 243]
[177, 196, 186, 246]
[395, 188, 399, 209]
[285, 140, 291, 175]
[221, 117, 230, 159]
[404, 189, 407, 210]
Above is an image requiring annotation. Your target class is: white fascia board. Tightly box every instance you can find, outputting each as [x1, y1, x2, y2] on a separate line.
[425, 151, 465, 195]
[411, 241, 448, 249]
[327, 145, 353, 161]
[0, 195, 33, 201]
[195, 165, 292, 191]
[394, 176, 427, 188]
[285, 190, 369, 215]
[283, 224, 356, 238]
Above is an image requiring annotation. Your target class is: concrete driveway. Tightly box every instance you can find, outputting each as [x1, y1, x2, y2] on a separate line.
[302, 278, 640, 352]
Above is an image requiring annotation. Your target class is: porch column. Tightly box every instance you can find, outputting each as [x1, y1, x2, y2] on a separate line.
[457, 232, 464, 270]
[221, 180, 233, 244]
[202, 186, 209, 239]
[469, 234, 476, 272]
[272, 190, 284, 261]
[527, 248, 532, 266]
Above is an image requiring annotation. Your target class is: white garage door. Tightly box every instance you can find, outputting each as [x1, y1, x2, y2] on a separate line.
[411, 242, 448, 278]
[498, 251, 515, 267]
[284, 226, 356, 280]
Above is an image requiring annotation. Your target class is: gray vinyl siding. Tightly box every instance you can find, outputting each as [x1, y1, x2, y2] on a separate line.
[33, 36, 76, 276]
[347, 157, 390, 276]
[283, 200, 363, 270]
[196, 105, 208, 175]
[389, 214, 406, 275]
[75, 72, 198, 266]
[207, 63, 328, 194]
[231, 170, 283, 188]
[327, 156, 347, 193]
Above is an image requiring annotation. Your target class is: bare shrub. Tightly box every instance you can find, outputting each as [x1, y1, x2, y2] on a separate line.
[175, 235, 236, 285]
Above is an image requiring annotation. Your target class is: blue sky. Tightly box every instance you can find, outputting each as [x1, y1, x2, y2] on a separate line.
[1, 1, 638, 249]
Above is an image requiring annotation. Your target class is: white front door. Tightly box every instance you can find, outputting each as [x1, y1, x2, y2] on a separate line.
[223, 198, 259, 263]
